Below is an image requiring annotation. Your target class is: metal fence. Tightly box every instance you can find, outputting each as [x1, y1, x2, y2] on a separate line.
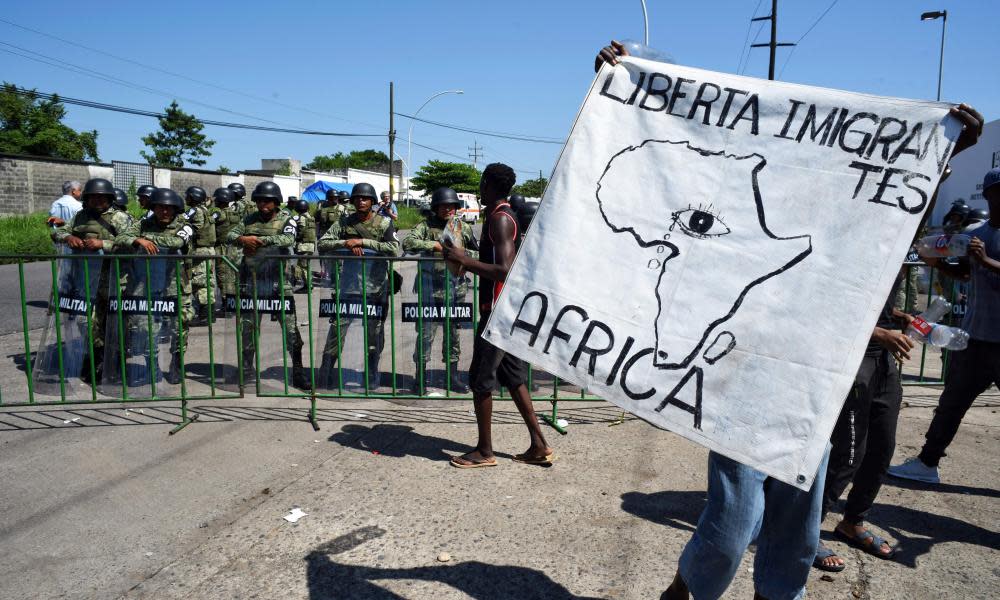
[0, 253, 961, 433]
[112, 160, 153, 191]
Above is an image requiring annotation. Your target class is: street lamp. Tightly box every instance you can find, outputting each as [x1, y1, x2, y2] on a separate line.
[920, 10, 947, 101]
[406, 89, 464, 201]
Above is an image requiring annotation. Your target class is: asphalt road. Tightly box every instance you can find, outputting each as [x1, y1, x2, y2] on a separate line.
[0, 260, 55, 335]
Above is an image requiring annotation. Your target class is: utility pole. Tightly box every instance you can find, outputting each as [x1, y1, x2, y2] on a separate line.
[468, 139, 483, 170]
[750, 0, 795, 80]
[388, 82, 396, 201]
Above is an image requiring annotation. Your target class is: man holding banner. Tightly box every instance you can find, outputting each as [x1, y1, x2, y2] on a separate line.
[483, 40, 985, 599]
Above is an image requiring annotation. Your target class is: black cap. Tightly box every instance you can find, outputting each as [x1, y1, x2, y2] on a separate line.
[185, 186, 207, 204]
[251, 181, 283, 204]
[430, 187, 461, 208]
[213, 187, 234, 206]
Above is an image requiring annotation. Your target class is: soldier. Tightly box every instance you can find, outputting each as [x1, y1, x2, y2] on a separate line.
[316, 189, 341, 239]
[51, 178, 133, 382]
[137, 184, 156, 218]
[112, 187, 130, 212]
[227, 181, 311, 391]
[184, 186, 217, 326]
[212, 187, 241, 315]
[318, 182, 399, 390]
[402, 187, 478, 393]
[292, 199, 316, 292]
[228, 182, 255, 217]
[116, 188, 194, 384]
[284, 195, 298, 216]
[336, 190, 353, 217]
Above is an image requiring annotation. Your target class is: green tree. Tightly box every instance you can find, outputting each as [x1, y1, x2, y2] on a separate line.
[140, 101, 215, 167]
[512, 176, 547, 198]
[0, 83, 99, 161]
[275, 160, 293, 176]
[306, 149, 390, 172]
[217, 165, 231, 174]
[410, 160, 480, 195]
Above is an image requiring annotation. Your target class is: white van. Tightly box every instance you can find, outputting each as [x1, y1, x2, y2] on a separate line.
[456, 193, 481, 223]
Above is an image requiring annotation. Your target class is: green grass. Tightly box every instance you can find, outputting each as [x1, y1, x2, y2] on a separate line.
[396, 205, 424, 230]
[0, 211, 56, 263]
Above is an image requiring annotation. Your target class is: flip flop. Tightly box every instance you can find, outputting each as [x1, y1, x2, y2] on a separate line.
[512, 452, 556, 465]
[449, 455, 497, 469]
[813, 543, 846, 572]
[835, 528, 896, 560]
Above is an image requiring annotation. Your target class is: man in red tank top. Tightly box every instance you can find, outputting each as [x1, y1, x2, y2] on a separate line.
[443, 163, 554, 468]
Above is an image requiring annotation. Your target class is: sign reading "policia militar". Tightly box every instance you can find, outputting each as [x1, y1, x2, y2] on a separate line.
[401, 303, 473, 323]
[318, 299, 386, 319]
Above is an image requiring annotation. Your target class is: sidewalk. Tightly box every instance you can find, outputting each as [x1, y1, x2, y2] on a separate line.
[0, 390, 997, 599]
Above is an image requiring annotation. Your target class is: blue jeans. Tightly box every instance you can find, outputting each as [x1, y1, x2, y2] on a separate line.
[678, 449, 829, 600]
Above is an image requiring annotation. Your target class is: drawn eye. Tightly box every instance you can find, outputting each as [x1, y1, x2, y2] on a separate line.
[671, 206, 731, 239]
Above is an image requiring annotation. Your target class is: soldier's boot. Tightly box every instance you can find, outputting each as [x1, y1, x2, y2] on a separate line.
[189, 305, 208, 327]
[410, 362, 427, 395]
[292, 277, 307, 294]
[164, 353, 183, 385]
[291, 348, 312, 391]
[448, 363, 469, 394]
[80, 354, 103, 385]
[144, 355, 162, 384]
[366, 354, 381, 390]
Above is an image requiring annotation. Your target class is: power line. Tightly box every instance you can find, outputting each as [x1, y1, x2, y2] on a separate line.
[394, 112, 564, 145]
[735, 0, 765, 72]
[7, 87, 384, 137]
[739, 21, 768, 74]
[0, 16, 385, 133]
[778, 0, 841, 79]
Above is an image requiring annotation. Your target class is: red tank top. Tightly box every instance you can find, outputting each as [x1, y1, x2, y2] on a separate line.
[478, 201, 519, 313]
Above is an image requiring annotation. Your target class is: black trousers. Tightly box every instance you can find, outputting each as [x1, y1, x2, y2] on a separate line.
[919, 339, 1000, 467]
[823, 352, 902, 524]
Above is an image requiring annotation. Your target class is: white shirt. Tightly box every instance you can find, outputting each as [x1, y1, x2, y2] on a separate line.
[49, 194, 82, 222]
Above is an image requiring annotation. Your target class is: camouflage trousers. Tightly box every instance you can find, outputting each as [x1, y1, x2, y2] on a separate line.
[412, 319, 462, 365]
[187, 247, 217, 308]
[215, 244, 240, 298]
[318, 314, 386, 388]
[292, 243, 315, 286]
[239, 305, 305, 377]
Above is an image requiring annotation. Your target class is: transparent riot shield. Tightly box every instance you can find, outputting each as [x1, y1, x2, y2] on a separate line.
[402, 257, 474, 395]
[239, 246, 308, 395]
[31, 251, 108, 400]
[314, 249, 390, 394]
[99, 250, 186, 399]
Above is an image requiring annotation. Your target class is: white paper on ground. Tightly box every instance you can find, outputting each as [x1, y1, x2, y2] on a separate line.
[283, 508, 308, 523]
[485, 56, 959, 490]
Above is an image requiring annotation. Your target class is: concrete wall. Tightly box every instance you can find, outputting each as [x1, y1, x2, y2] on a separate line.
[0, 154, 109, 215]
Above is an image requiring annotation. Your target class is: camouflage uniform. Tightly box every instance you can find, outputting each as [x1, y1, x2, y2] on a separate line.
[214, 204, 242, 302]
[293, 210, 316, 287]
[317, 211, 398, 388]
[402, 216, 478, 380]
[51, 205, 133, 379]
[116, 212, 194, 383]
[227, 208, 310, 389]
[185, 204, 217, 317]
[316, 201, 351, 239]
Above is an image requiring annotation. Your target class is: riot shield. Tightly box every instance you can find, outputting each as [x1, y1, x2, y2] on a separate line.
[239, 246, 308, 394]
[99, 250, 186, 399]
[314, 249, 390, 394]
[402, 257, 474, 395]
[31, 251, 108, 400]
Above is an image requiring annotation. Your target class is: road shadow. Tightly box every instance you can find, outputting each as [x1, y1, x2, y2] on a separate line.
[619, 490, 706, 533]
[328, 423, 516, 462]
[305, 527, 606, 600]
[883, 476, 1000, 499]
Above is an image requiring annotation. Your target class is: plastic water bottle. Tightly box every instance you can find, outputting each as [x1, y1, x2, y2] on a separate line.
[928, 325, 970, 350]
[906, 297, 951, 342]
[618, 39, 676, 64]
[915, 234, 970, 258]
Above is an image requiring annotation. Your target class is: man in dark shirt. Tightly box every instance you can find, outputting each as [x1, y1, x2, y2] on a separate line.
[443, 163, 553, 468]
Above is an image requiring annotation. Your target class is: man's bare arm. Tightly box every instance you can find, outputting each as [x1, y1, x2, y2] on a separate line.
[444, 213, 516, 282]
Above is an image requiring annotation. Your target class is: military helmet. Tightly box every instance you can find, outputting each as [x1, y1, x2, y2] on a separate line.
[82, 178, 116, 201]
[227, 182, 247, 199]
[185, 185, 208, 205]
[251, 180, 283, 204]
[338, 190, 350, 203]
[325, 188, 339, 201]
[295, 200, 309, 214]
[149, 188, 184, 212]
[113, 187, 129, 209]
[350, 182, 377, 201]
[517, 202, 539, 232]
[213, 187, 234, 206]
[430, 187, 461, 208]
[965, 208, 989, 225]
[137, 184, 156, 199]
[508, 194, 526, 212]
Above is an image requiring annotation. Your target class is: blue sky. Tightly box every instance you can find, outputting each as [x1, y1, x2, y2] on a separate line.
[2, 1, 997, 182]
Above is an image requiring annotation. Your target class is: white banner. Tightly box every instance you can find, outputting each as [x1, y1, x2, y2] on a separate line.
[485, 57, 961, 489]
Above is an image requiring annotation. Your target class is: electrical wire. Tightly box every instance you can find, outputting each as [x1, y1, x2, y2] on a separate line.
[394, 112, 564, 145]
[778, 0, 841, 79]
[0, 16, 385, 132]
[739, 20, 768, 75]
[735, 0, 765, 73]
